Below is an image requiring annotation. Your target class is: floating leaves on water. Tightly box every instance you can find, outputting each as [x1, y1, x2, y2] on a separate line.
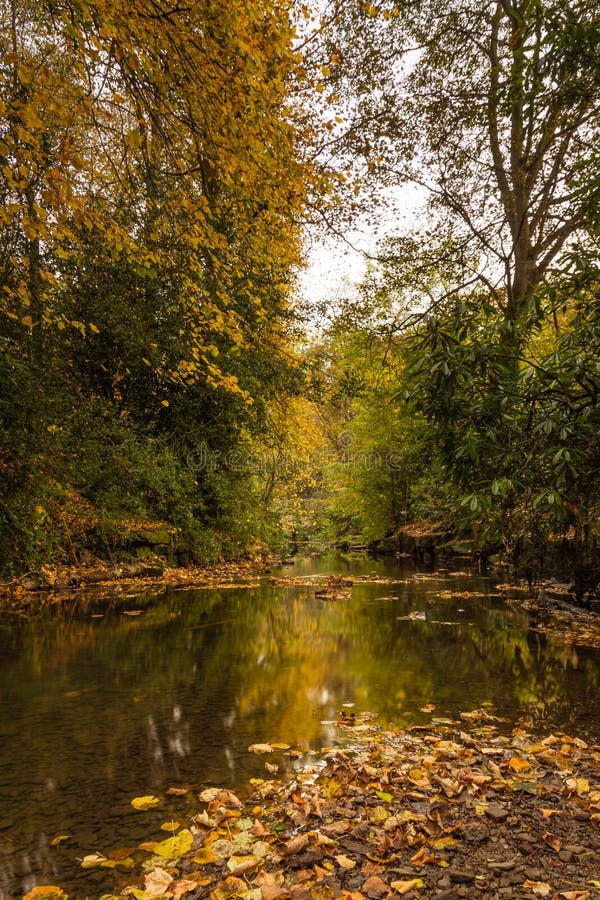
[23, 888, 68, 900]
[81, 851, 134, 869]
[50, 834, 72, 847]
[81, 852, 109, 868]
[166, 787, 188, 796]
[248, 743, 273, 754]
[160, 821, 180, 832]
[131, 795, 161, 810]
[420, 704, 435, 713]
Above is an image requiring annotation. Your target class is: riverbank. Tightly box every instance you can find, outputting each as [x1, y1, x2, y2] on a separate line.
[0, 555, 275, 608]
[33, 714, 600, 900]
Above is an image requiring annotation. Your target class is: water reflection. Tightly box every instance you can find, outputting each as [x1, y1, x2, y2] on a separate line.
[0, 554, 599, 897]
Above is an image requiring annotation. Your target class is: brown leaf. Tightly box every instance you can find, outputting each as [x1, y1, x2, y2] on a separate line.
[362, 875, 389, 899]
[144, 866, 173, 895]
[284, 835, 309, 855]
[172, 880, 199, 900]
[336, 854, 357, 869]
[542, 832, 561, 852]
[249, 819, 270, 837]
[522, 881, 551, 897]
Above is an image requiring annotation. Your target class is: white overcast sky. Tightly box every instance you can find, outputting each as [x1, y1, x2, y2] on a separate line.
[298, 182, 427, 309]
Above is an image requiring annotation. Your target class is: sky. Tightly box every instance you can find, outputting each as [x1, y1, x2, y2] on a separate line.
[298, 182, 427, 310]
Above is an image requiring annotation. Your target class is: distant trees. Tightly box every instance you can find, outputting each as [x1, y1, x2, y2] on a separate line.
[305, 0, 600, 572]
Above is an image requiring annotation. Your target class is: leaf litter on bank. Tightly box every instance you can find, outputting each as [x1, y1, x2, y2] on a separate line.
[66, 713, 600, 900]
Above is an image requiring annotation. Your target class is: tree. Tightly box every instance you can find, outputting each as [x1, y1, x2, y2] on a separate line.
[320, 0, 599, 335]
[0, 0, 318, 569]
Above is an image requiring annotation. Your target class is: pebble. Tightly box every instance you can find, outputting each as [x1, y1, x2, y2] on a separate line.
[461, 821, 490, 843]
[485, 803, 509, 822]
[448, 868, 475, 883]
[487, 860, 516, 871]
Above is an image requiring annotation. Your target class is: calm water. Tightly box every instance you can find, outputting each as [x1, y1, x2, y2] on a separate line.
[1, 553, 600, 898]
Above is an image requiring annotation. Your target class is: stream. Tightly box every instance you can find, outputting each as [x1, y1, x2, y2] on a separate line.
[1, 552, 599, 898]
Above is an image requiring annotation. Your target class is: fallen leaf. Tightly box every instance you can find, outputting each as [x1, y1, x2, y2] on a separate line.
[335, 855, 357, 869]
[131, 795, 161, 810]
[566, 776, 590, 795]
[193, 847, 218, 865]
[166, 787, 188, 796]
[375, 790, 393, 803]
[542, 832, 561, 852]
[144, 867, 173, 896]
[362, 875, 389, 899]
[50, 834, 72, 847]
[81, 853, 109, 868]
[429, 836, 457, 850]
[523, 880, 552, 896]
[153, 828, 193, 858]
[210, 875, 247, 900]
[160, 821, 180, 833]
[509, 757, 533, 774]
[420, 704, 435, 713]
[172, 880, 199, 900]
[226, 854, 263, 876]
[557, 892, 590, 899]
[391, 879, 424, 894]
[284, 835, 309, 855]
[23, 889, 68, 900]
[248, 743, 273, 754]
[539, 808, 560, 819]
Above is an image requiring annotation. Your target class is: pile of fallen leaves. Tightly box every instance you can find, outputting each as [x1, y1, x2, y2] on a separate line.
[27, 714, 600, 900]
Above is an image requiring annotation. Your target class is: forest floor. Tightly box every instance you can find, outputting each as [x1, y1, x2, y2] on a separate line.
[37, 714, 600, 900]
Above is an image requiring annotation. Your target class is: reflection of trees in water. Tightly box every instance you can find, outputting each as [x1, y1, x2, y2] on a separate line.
[1, 576, 600, 896]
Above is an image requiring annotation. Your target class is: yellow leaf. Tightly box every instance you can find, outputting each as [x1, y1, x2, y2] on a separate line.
[21, 315, 34, 327]
[566, 776, 589, 795]
[160, 821, 181, 832]
[248, 743, 273, 754]
[88, 322, 100, 333]
[391, 879, 424, 894]
[194, 847, 218, 865]
[161, 399, 170, 407]
[131, 795, 161, 810]
[429, 836, 457, 850]
[153, 828, 193, 858]
[81, 853, 109, 868]
[509, 757, 532, 774]
[23, 889, 68, 900]
[50, 834, 71, 847]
